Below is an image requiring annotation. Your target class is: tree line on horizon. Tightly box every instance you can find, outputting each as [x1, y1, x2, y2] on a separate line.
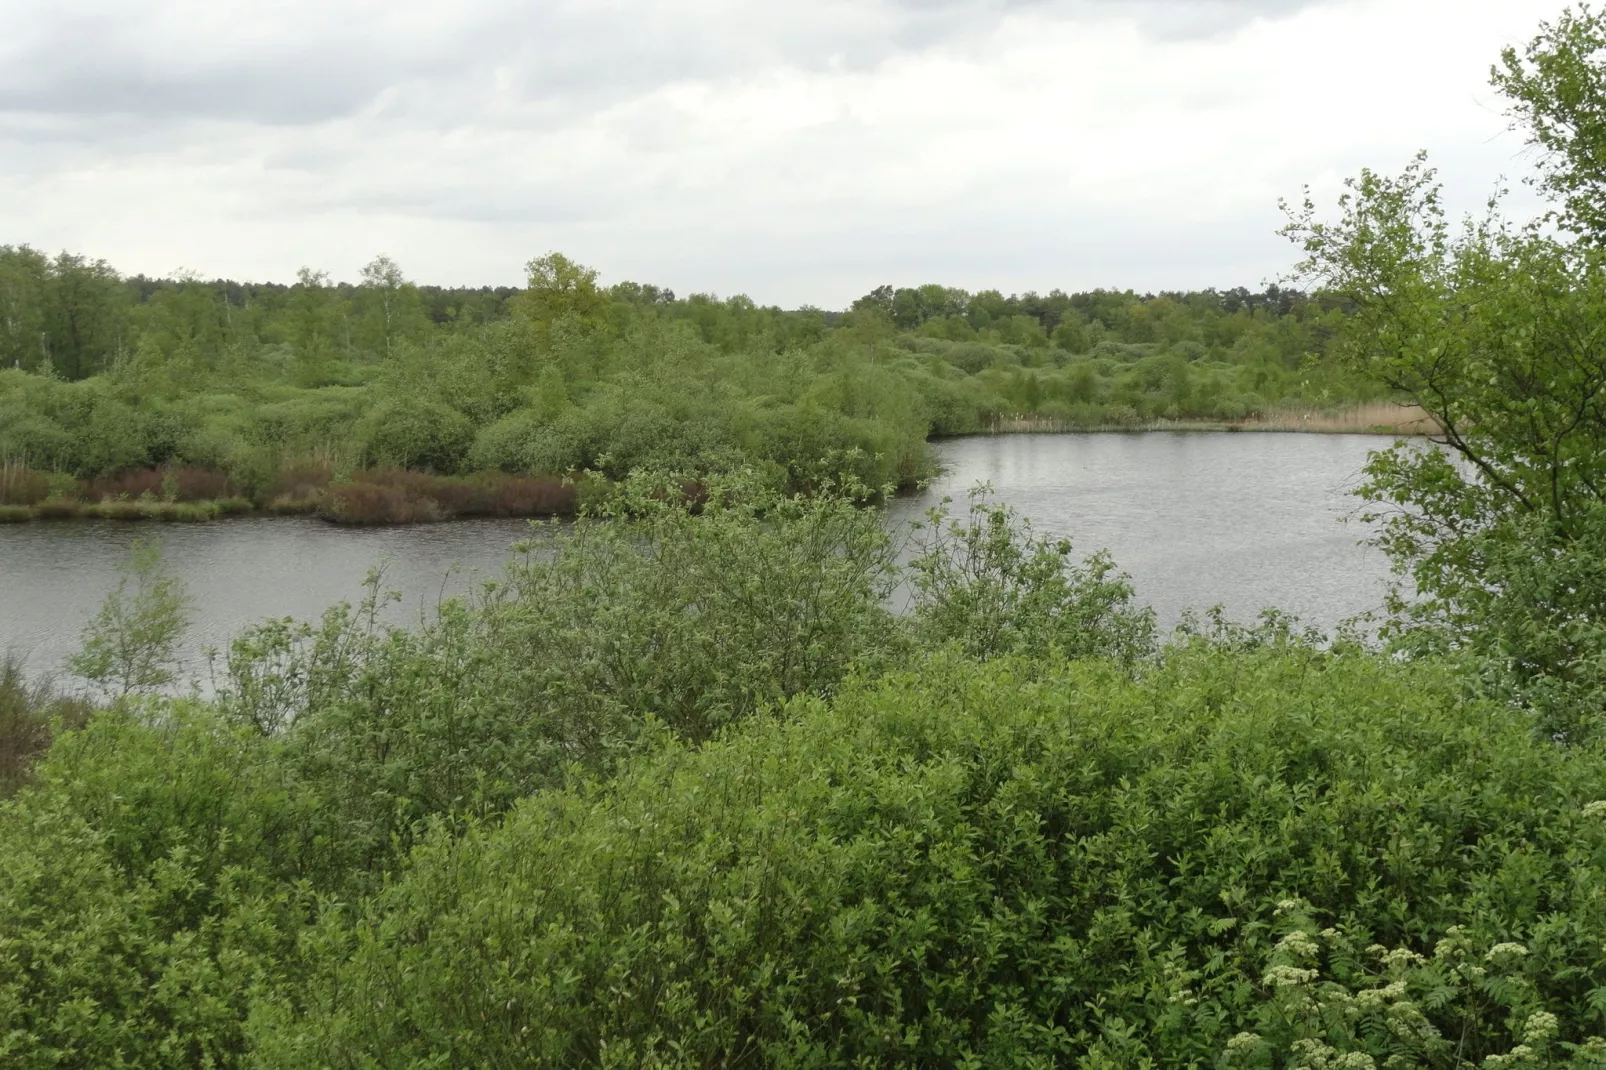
[0, 243, 1318, 382]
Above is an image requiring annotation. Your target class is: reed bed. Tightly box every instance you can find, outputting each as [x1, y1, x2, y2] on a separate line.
[983, 401, 1440, 436]
[1240, 401, 1440, 434]
[0, 460, 55, 506]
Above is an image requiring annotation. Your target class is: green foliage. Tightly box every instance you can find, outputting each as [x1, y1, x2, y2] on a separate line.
[0, 246, 1376, 513]
[9, 8, 1606, 1066]
[211, 473, 901, 877]
[909, 487, 1156, 665]
[68, 539, 191, 700]
[257, 644, 1606, 1067]
[3, 454, 1606, 1066]
[0, 704, 326, 1067]
[1223, 904, 1606, 1068]
[1494, 4, 1606, 241]
[1284, 10, 1606, 738]
[0, 654, 87, 796]
[353, 396, 474, 472]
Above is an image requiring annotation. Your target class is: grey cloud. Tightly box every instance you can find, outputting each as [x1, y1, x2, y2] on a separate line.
[0, 0, 1340, 134]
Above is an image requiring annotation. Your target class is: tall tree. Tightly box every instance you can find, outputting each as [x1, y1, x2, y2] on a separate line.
[1494, 3, 1606, 240]
[356, 255, 427, 360]
[0, 246, 49, 372]
[513, 252, 609, 346]
[43, 253, 126, 379]
[1284, 6, 1606, 735]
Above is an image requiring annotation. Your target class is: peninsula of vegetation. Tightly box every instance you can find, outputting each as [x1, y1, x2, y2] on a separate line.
[0, 242, 1407, 523]
[4, 6, 1606, 1068]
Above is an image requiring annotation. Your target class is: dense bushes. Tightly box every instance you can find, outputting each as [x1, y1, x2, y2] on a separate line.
[353, 397, 474, 472]
[0, 706, 327, 1066]
[252, 645, 1606, 1067]
[215, 474, 910, 857]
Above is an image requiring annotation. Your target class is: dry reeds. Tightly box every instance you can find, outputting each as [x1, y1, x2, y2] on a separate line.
[1241, 402, 1440, 434]
[982, 402, 1441, 437]
[0, 461, 54, 506]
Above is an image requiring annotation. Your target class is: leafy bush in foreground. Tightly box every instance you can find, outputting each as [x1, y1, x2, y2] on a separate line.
[0, 704, 324, 1067]
[254, 644, 1606, 1067]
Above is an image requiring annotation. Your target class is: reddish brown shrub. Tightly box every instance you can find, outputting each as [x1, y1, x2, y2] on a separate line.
[85, 466, 236, 503]
[318, 482, 444, 525]
[85, 468, 162, 500]
[478, 474, 577, 517]
[317, 469, 576, 524]
[265, 459, 336, 504]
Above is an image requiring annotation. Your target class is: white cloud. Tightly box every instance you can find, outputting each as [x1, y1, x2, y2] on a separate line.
[0, 0, 1560, 304]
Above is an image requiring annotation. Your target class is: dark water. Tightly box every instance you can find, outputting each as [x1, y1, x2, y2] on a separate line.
[0, 433, 1396, 685]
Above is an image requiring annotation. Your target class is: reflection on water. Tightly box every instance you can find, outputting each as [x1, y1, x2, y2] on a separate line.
[0, 433, 1397, 684]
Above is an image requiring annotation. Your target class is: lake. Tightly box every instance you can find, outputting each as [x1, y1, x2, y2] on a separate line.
[0, 432, 1398, 685]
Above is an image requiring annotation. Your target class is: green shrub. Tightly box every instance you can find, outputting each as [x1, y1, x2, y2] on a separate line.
[909, 488, 1156, 665]
[0, 656, 87, 796]
[0, 705, 328, 1067]
[354, 396, 474, 472]
[217, 473, 902, 872]
[258, 644, 1606, 1067]
[466, 406, 550, 473]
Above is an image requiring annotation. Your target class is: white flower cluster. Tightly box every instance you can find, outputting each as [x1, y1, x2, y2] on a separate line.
[1290, 1037, 1378, 1069]
[1485, 942, 1529, 965]
[1276, 929, 1322, 962]
[1263, 964, 1320, 987]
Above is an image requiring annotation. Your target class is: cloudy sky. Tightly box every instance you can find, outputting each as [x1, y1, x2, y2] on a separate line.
[0, 0, 1562, 306]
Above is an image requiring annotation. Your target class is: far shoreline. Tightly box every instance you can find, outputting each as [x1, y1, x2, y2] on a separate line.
[0, 409, 1433, 527]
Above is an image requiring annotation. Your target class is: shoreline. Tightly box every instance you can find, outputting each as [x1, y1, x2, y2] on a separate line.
[970, 402, 1440, 437]
[0, 410, 1435, 527]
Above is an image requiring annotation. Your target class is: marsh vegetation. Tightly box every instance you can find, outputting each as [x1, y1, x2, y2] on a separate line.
[7, 5, 1606, 1067]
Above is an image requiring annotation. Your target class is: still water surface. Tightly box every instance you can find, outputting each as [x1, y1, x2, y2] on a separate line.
[0, 433, 1396, 684]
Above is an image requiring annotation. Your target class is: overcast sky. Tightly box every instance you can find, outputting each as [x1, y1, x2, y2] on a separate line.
[0, 0, 1562, 306]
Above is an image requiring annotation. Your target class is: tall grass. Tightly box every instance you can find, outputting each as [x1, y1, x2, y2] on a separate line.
[0, 460, 54, 506]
